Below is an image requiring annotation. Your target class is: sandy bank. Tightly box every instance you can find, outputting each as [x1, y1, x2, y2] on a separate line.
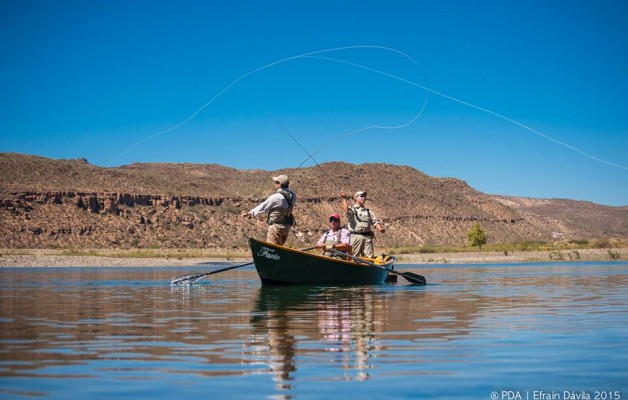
[0, 255, 225, 268]
[1, 248, 625, 268]
[394, 248, 627, 264]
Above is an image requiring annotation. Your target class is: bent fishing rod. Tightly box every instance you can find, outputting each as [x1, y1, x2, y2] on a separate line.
[252, 96, 344, 193]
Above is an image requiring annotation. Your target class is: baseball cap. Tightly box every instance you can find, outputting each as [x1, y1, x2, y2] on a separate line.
[272, 175, 289, 184]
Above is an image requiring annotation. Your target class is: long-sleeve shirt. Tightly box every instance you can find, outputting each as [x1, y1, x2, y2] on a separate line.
[249, 189, 297, 217]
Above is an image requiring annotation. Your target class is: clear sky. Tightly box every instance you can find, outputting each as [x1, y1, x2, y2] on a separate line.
[1, 0, 627, 206]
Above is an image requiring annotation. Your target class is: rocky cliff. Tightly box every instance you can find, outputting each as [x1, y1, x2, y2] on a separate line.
[1, 153, 626, 250]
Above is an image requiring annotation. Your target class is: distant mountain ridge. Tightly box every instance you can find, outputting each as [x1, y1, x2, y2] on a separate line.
[1, 153, 626, 249]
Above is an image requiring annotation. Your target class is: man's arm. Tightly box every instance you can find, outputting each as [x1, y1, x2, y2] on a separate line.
[372, 212, 386, 233]
[340, 191, 349, 214]
[241, 193, 280, 218]
[333, 229, 352, 252]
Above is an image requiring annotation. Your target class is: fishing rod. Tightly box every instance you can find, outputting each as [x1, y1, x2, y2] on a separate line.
[290, 91, 429, 172]
[252, 96, 344, 192]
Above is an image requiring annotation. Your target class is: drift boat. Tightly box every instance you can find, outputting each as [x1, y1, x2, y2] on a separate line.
[170, 239, 425, 285]
[249, 237, 393, 285]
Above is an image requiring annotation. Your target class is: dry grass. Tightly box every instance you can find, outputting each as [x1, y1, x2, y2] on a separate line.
[385, 238, 628, 256]
[1, 248, 249, 260]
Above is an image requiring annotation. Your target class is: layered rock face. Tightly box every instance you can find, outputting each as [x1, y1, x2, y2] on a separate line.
[1, 191, 245, 249]
[1, 153, 626, 250]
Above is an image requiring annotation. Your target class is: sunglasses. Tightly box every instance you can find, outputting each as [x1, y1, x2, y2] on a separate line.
[358, 194, 366, 198]
[329, 218, 340, 222]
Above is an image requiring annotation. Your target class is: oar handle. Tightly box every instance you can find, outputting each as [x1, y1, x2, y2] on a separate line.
[299, 246, 318, 252]
[329, 249, 426, 285]
[329, 248, 383, 268]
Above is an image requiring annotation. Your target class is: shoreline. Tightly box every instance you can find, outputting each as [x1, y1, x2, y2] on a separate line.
[394, 248, 627, 264]
[0, 248, 625, 268]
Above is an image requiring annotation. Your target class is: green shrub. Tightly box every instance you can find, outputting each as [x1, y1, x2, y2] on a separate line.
[593, 239, 611, 249]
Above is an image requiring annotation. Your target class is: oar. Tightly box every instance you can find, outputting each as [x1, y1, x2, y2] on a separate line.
[170, 261, 255, 284]
[330, 249, 427, 285]
[170, 246, 318, 284]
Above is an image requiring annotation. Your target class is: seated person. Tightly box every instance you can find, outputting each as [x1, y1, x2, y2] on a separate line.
[316, 213, 351, 257]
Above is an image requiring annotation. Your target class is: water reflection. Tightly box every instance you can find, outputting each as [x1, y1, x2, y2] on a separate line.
[0, 263, 626, 399]
[315, 288, 375, 381]
[247, 286, 379, 392]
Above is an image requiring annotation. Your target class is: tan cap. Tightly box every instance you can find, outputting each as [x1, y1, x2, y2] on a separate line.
[354, 191, 367, 199]
[272, 175, 289, 184]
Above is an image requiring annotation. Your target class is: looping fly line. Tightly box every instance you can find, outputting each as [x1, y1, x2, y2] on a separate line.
[109, 45, 627, 171]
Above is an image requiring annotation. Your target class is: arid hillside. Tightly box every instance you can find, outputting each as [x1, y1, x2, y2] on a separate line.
[1, 153, 626, 250]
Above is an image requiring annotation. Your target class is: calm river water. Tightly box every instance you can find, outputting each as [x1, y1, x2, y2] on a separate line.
[1, 261, 626, 399]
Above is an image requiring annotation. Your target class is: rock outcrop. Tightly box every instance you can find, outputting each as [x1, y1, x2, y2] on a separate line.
[1, 153, 626, 250]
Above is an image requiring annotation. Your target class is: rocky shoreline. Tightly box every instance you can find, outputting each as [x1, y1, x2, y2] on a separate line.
[0, 248, 625, 268]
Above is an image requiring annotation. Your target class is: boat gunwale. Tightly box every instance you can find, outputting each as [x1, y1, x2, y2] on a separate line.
[250, 238, 395, 269]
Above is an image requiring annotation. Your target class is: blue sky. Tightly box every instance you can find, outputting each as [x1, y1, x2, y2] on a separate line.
[1, 0, 627, 206]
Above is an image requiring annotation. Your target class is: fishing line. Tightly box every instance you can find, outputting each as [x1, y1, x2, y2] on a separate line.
[297, 55, 628, 171]
[108, 45, 410, 166]
[288, 53, 429, 170]
[109, 45, 627, 171]
[291, 67, 429, 170]
[252, 96, 344, 192]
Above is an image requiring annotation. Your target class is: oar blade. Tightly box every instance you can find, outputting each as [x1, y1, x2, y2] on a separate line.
[401, 271, 427, 285]
[171, 273, 205, 285]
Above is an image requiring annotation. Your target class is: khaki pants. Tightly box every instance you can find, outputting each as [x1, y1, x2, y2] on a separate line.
[350, 234, 375, 258]
[267, 224, 291, 245]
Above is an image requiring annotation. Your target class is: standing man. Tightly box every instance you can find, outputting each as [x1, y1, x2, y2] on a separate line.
[341, 190, 385, 258]
[241, 174, 296, 245]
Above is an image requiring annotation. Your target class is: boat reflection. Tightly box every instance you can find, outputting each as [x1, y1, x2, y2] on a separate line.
[248, 285, 380, 391]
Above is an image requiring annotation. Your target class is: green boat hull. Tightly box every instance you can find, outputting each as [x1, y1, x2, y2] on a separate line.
[249, 238, 391, 285]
